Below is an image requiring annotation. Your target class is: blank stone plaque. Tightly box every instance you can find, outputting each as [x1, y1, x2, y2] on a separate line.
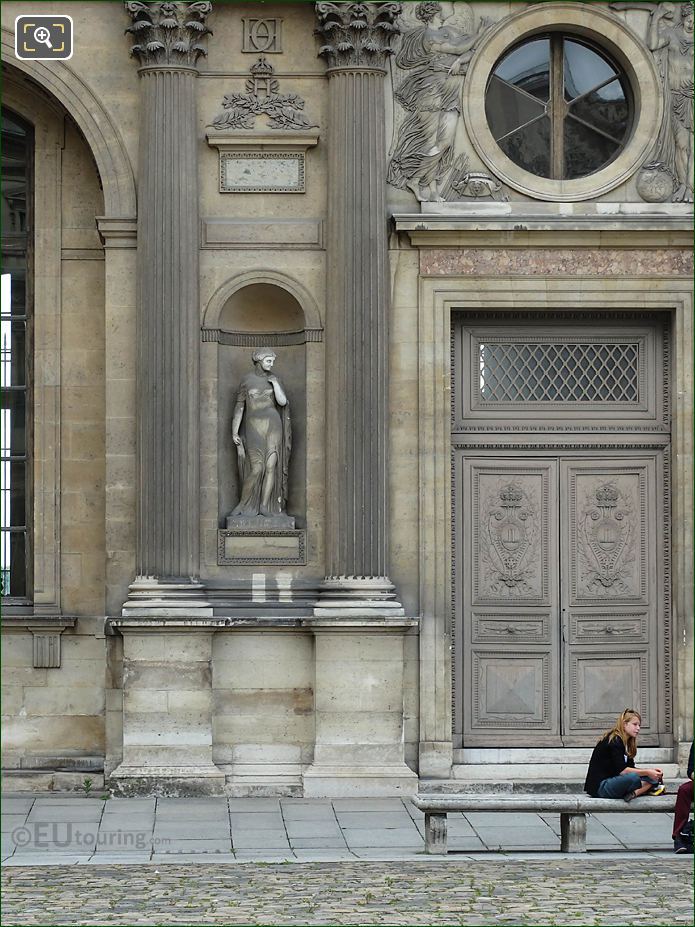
[220, 152, 305, 193]
[217, 529, 306, 565]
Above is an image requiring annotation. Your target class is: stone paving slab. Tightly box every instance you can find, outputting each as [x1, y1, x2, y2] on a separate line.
[227, 798, 280, 812]
[99, 815, 155, 832]
[334, 810, 416, 828]
[284, 822, 343, 839]
[232, 832, 289, 849]
[26, 805, 104, 823]
[101, 798, 156, 811]
[289, 837, 348, 848]
[340, 828, 422, 848]
[1, 816, 28, 834]
[0, 800, 34, 815]
[332, 798, 407, 811]
[157, 840, 233, 854]
[154, 822, 231, 839]
[228, 812, 284, 829]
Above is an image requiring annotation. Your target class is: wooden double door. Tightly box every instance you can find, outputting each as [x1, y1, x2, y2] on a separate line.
[455, 452, 667, 747]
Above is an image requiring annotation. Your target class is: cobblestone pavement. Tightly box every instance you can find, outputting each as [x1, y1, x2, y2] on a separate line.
[1, 858, 692, 926]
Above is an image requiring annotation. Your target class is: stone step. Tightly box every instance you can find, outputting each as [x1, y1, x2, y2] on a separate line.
[19, 755, 104, 772]
[1, 769, 105, 792]
[450, 762, 680, 781]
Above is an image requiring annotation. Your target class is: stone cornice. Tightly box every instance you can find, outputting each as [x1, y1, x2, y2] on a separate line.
[125, 0, 212, 69]
[315, 1, 402, 71]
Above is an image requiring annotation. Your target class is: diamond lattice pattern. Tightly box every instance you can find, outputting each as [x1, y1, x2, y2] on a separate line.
[479, 341, 640, 403]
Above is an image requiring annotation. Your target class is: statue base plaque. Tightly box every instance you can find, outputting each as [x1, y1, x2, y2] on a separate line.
[218, 524, 306, 566]
[226, 514, 295, 530]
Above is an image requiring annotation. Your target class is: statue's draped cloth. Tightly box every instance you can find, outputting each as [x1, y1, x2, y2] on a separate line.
[233, 378, 291, 516]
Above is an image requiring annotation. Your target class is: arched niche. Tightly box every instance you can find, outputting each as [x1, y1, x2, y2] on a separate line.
[214, 282, 316, 532]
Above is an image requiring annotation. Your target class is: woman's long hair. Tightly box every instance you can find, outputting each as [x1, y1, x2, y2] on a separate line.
[598, 708, 642, 759]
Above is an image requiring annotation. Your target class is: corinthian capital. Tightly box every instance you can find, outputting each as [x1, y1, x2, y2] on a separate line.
[125, 1, 212, 68]
[315, 2, 402, 71]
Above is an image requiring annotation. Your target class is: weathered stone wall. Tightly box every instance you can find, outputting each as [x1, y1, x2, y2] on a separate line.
[0, 1, 691, 790]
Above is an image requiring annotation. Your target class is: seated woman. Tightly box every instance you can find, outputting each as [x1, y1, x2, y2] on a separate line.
[673, 742, 693, 853]
[584, 708, 665, 802]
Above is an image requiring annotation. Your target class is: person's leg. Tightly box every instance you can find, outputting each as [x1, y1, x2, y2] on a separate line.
[597, 772, 641, 799]
[673, 780, 694, 838]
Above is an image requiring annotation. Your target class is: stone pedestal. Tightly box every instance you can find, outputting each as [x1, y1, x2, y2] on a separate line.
[303, 620, 418, 797]
[108, 624, 224, 796]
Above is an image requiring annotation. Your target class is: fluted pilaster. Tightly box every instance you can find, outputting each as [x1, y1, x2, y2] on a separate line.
[315, 2, 402, 611]
[126, 1, 211, 591]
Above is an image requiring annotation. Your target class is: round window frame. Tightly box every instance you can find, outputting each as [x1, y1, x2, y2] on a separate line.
[462, 2, 663, 202]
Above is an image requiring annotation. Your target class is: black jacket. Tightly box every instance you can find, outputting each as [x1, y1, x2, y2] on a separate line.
[584, 735, 635, 797]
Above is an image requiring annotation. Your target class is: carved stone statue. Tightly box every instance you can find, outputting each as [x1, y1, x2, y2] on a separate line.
[612, 1, 694, 202]
[647, 2, 694, 202]
[229, 349, 293, 527]
[387, 1, 493, 203]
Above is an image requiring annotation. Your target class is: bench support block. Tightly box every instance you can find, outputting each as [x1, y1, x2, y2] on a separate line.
[560, 812, 587, 853]
[424, 811, 448, 854]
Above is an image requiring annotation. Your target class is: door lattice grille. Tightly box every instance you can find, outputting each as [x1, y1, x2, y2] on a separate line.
[479, 341, 640, 403]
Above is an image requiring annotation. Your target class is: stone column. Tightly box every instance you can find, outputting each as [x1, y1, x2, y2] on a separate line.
[124, 0, 211, 612]
[110, 2, 223, 794]
[304, 4, 417, 797]
[314, 1, 404, 615]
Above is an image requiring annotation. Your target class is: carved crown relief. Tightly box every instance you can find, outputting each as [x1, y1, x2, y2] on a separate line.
[125, 1, 212, 67]
[575, 477, 640, 599]
[209, 58, 318, 131]
[476, 476, 543, 600]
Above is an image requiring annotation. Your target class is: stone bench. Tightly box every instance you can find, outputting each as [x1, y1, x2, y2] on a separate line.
[412, 793, 677, 854]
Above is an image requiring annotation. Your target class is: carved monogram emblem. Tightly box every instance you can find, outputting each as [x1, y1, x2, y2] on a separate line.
[209, 58, 317, 131]
[579, 482, 635, 593]
[483, 483, 538, 595]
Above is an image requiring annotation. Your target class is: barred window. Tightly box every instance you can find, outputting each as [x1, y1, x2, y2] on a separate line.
[478, 340, 641, 404]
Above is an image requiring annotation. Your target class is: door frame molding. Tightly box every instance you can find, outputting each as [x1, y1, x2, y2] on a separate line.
[415, 275, 693, 776]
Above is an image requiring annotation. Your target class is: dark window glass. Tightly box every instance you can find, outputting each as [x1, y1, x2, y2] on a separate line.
[564, 118, 620, 180]
[486, 75, 546, 141]
[486, 34, 632, 180]
[569, 80, 630, 144]
[497, 116, 552, 179]
[494, 38, 550, 101]
[563, 40, 617, 101]
[1, 108, 32, 600]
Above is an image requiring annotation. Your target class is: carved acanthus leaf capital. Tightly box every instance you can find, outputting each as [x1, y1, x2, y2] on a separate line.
[125, 1, 212, 69]
[315, 1, 402, 71]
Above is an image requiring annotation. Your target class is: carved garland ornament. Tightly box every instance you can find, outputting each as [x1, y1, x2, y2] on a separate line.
[125, 0, 212, 67]
[209, 57, 317, 131]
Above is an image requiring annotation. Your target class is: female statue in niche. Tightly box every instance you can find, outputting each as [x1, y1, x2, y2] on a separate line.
[231, 348, 292, 519]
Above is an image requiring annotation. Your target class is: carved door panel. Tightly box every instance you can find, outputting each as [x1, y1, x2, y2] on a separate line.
[560, 458, 661, 745]
[460, 458, 561, 745]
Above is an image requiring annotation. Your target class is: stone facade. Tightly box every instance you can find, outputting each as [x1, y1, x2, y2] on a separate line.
[1, 2, 692, 795]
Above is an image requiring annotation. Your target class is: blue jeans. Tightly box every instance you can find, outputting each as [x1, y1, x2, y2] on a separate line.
[597, 772, 656, 798]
